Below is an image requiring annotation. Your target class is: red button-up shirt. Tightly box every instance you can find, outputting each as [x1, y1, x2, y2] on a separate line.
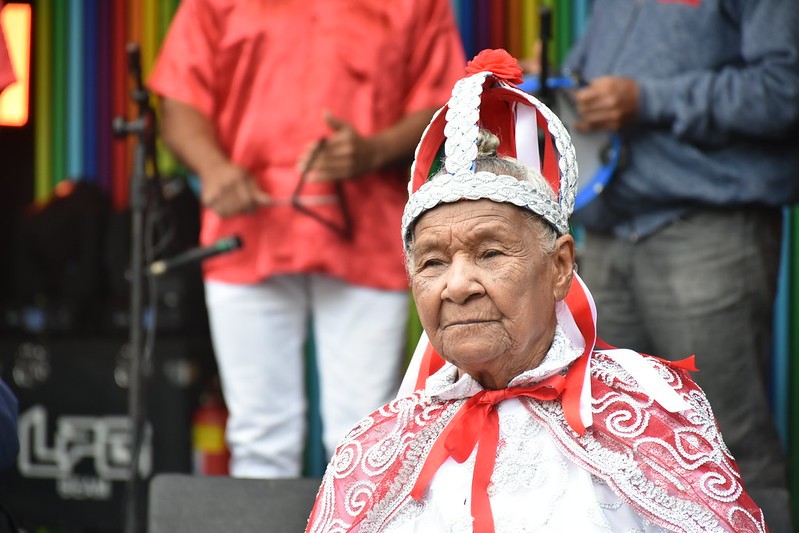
[148, 0, 465, 290]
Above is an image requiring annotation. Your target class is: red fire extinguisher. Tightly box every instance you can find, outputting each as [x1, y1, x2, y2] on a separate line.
[192, 378, 231, 476]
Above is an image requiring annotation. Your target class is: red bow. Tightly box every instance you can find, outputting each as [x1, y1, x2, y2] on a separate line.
[411, 374, 567, 533]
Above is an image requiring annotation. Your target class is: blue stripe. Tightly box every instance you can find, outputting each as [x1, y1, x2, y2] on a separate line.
[82, 0, 98, 181]
[66, 0, 84, 178]
[771, 207, 790, 450]
[573, 0, 591, 39]
[458, 0, 475, 59]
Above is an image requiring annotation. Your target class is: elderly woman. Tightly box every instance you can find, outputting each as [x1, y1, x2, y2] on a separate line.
[305, 50, 766, 533]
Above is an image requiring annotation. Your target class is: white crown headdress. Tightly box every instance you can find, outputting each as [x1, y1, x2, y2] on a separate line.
[398, 51, 695, 439]
[401, 48, 578, 247]
[398, 49, 592, 433]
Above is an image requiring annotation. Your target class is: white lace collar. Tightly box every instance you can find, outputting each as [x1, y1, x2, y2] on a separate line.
[427, 324, 583, 402]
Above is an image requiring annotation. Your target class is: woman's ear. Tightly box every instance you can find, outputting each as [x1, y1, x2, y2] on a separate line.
[552, 234, 575, 301]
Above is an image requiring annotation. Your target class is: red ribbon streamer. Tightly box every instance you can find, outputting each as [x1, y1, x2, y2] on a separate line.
[561, 278, 597, 435]
[595, 338, 699, 372]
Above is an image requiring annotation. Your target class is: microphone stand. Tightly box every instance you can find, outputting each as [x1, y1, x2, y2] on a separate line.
[112, 42, 161, 533]
[538, 6, 554, 108]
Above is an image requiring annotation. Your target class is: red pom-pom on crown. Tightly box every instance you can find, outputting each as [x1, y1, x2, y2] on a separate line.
[465, 48, 524, 85]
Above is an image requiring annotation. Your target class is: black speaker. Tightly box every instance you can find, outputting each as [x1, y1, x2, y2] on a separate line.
[148, 474, 321, 533]
[3, 178, 209, 338]
[0, 336, 211, 531]
[9, 181, 111, 335]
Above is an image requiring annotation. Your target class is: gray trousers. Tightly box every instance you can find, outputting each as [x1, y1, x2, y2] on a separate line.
[580, 206, 793, 532]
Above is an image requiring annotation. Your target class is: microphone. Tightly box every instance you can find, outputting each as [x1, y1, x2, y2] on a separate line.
[149, 235, 243, 276]
[126, 42, 142, 82]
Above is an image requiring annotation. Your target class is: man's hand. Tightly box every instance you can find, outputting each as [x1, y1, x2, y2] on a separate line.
[158, 97, 270, 218]
[297, 112, 378, 183]
[573, 76, 639, 132]
[199, 160, 270, 218]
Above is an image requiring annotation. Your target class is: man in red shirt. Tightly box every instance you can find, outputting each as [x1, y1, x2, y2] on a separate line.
[149, 0, 465, 477]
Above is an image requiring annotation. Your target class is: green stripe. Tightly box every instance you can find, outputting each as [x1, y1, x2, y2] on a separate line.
[34, 0, 53, 201]
[51, 0, 67, 188]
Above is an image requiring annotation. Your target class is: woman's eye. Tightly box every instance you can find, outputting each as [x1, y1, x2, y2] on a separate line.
[418, 258, 444, 270]
[482, 249, 503, 259]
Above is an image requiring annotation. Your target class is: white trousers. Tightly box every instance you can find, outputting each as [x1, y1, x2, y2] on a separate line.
[205, 275, 409, 478]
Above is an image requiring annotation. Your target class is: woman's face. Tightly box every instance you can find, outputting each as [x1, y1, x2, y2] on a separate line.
[409, 200, 574, 389]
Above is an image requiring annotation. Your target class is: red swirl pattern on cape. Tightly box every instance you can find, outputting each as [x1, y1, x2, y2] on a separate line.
[306, 352, 766, 533]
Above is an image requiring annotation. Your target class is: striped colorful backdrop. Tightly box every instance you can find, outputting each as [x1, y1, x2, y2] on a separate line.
[31, 0, 180, 207]
[26, 0, 797, 512]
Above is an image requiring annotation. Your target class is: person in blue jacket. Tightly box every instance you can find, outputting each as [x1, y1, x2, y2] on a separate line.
[562, 1, 799, 531]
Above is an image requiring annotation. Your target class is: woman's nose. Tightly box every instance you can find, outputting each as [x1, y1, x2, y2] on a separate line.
[441, 259, 484, 304]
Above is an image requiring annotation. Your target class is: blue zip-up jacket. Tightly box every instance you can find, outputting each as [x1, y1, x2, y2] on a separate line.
[565, 0, 799, 239]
